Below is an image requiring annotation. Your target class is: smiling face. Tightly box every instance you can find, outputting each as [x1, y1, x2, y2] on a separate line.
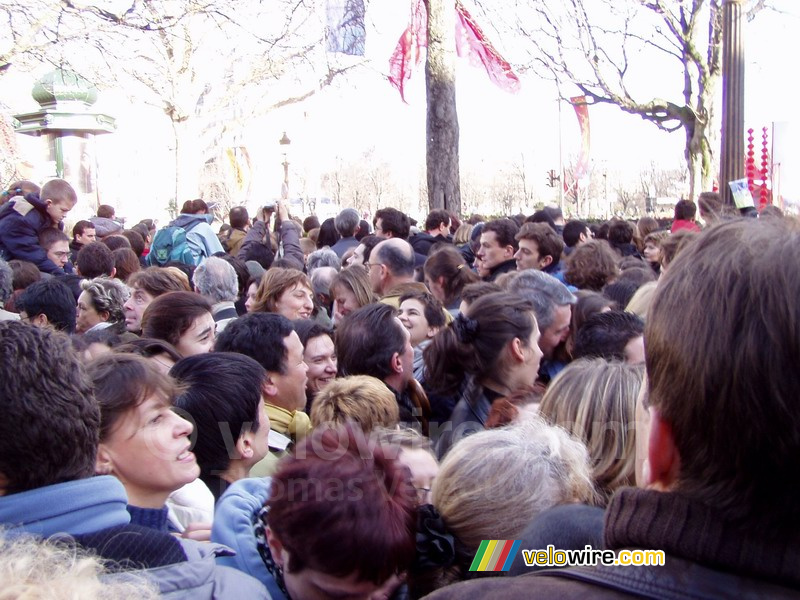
[76, 290, 106, 333]
[97, 394, 199, 508]
[275, 284, 315, 320]
[271, 331, 310, 412]
[398, 298, 437, 347]
[304, 334, 337, 395]
[174, 312, 216, 357]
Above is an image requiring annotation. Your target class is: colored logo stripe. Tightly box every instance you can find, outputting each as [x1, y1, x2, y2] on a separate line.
[469, 540, 521, 572]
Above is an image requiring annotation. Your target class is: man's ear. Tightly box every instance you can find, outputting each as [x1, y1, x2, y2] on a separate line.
[262, 375, 279, 399]
[646, 408, 681, 490]
[540, 255, 554, 269]
[236, 432, 255, 461]
[95, 443, 114, 475]
[504, 245, 516, 259]
[109, 267, 117, 278]
[390, 351, 403, 375]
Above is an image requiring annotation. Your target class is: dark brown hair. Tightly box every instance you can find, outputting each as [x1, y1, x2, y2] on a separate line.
[141, 291, 212, 349]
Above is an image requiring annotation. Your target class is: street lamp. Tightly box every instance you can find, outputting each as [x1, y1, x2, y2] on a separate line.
[279, 131, 291, 200]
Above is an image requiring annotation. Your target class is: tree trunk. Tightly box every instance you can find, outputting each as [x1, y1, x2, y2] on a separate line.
[425, 0, 461, 215]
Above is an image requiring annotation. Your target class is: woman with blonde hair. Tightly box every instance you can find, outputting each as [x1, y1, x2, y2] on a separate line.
[330, 265, 375, 323]
[538, 358, 644, 504]
[452, 223, 474, 246]
[251, 267, 314, 320]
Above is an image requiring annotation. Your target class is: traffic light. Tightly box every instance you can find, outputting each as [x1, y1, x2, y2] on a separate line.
[546, 169, 559, 188]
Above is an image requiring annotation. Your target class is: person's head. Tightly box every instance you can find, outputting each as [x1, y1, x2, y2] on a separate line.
[562, 220, 592, 248]
[374, 427, 438, 505]
[76, 277, 128, 334]
[180, 199, 208, 215]
[306, 248, 341, 275]
[569, 290, 614, 348]
[141, 291, 215, 357]
[76, 242, 115, 279]
[507, 270, 577, 361]
[112, 248, 140, 282]
[601, 279, 642, 310]
[88, 353, 197, 508]
[293, 319, 337, 397]
[265, 425, 417, 599]
[302, 215, 320, 234]
[18, 278, 76, 332]
[118, 230, 144, 258]
[659, 230, 697, 273]
[398, 290, 446, 347]
[633, 216, 659, 251]
[374, 207, 411, 239]
[673, 199, 697, 221]
[123, 267, 191, 332]
[72, 220, 97, 245]
[316, 217, 341, 249]
[423, 245, 479, 307]
[457, 281, 501, 315]
[476, 219, 519, 277]
[607, 220, 635, 247]
[334, 208, 360, 238]
[452, 223, 474, 246]
[114, 337, 183, 374]
[171, 352, 269, 489]
[311, 375, 399, 432]
[252, 268, 314, 320]
[644, 218, 800, 531]
[101, 235, 130, 253]
[131, 223, 152, 248]
[336, 302, 413, 392]
[0, 321, 98, 495]
[96, 204, 116, 219]
[41, 179, 77, 224]
[1, 180, 40, 204]
[642, 230, 669, 265]
[39, 228, 70, 270]
[9, 259, 41, 291]
[368, 238, 416, 295]
[625, 281, 658, 321]
[433, 417, 595, 556]
[228, 206, 250, 229]
[539, 359, 643, 502]
[573, 310, 645, 364]
[330, 267, 375, 323]
[514, 222, 565, 272]
[564, 239, 619, 291]
[526, 209, 556, 231]
[424, 209, 451, 236]
[425, 292, 541, 395]
[215, 312, 308, 412]
[697, 191, 722, 222]
[192, 256, 238, 304]
[345, 234, 382, 269]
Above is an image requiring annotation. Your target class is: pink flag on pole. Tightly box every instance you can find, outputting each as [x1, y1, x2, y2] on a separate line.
[571, 96, 591, 182]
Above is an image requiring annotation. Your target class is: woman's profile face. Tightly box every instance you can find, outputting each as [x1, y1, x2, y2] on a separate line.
[76, 290, 105, 333]
[333, 286, 360, 322]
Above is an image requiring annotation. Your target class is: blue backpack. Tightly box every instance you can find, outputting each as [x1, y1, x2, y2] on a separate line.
[147, 221, 200, 266]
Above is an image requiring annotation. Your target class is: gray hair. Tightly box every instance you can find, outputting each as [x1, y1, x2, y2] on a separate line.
[79, 277, 129, 324]
[310, 266, 338, 298]
[307, 248, 341, 275]
[0, 258, 12, 304]
[334, 208, 360, 237]
[433, 416, 597, 552]
[507, 269, 576, 331]
[192, 256, 238, 303]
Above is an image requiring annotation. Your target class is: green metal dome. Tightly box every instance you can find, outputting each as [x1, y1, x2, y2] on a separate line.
[31, 69, 98, 108]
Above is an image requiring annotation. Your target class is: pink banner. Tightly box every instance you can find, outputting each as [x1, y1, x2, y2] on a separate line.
[571, 96, 591, 182]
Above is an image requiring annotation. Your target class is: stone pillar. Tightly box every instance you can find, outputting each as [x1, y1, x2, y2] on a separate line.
[719, 0, 745, 208]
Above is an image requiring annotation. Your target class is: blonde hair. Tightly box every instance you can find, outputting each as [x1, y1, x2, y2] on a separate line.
[452, 223, 474, 246]
[538, 358, 643, 504]
[252, 268, 312, 313]
[311, 375, 399, 433]
[626, 281, 658, 321]
[0, 533, 159, 599]
[433, 417, 596, 554]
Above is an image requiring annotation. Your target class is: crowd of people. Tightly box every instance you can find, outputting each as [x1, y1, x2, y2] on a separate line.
[0, 178, 798, 599]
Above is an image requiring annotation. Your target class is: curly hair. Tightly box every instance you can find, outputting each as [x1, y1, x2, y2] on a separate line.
[564, 240, 619, 291]
[79, 277, 130, 326]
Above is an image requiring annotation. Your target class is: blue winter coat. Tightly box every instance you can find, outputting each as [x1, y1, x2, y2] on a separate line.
[0, 194, 66, 274]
